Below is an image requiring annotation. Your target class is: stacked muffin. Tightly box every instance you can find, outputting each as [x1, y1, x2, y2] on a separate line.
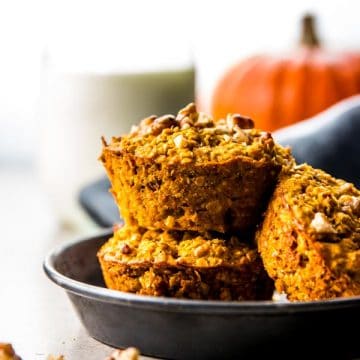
[97, 103, 293, 300]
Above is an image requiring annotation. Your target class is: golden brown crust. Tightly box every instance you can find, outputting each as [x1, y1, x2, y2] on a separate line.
[257, 164, 360, 301]
[100, 103, 293, 233]
[98, 225, 274, 300]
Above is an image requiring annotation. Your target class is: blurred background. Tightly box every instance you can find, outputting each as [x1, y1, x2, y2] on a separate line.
[0, 1, 359, 358]
[0, 0, 360, 234]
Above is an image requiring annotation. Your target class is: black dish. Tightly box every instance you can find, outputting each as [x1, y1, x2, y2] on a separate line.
[44, 230, 360, 359]
[78, 177, 119, 227]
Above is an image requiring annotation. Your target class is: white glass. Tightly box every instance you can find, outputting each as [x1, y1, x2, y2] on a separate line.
[37, 27, 194, 229]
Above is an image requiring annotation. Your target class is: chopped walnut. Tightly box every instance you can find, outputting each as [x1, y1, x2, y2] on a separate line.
[194, 112, 213, 128]
[154, 114, 176, 124]
[350, 197, 360, 212]
[0, 343, 21, 360]
[340, 195, 360, 214]
[173, 134, 184, 148]
[130, 125, 139, 135]
[338, 182, 354, 194]
[151, 115, 178, 135]
[259, 131, 272, 140]
[179, 116, 193, 129]
[176, 102, 197, 122]
[140, 115, 157, 127]
[226, 114, 254, 130]
[310, 212, 336, 234]
[47, 356, 64, 360]
[201, 127, 222, 136]
[132, 115, 158, 136]
[105, 347, 140, 360]
[222, 134, 231, 142]
[164, 215, 176, 228]
[293, 163, 307, 171]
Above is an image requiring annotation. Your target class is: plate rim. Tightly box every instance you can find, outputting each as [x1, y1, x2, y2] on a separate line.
[43, 230, 360, 315]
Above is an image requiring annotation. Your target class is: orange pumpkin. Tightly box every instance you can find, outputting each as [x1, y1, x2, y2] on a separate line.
[211, 14, 360, 131]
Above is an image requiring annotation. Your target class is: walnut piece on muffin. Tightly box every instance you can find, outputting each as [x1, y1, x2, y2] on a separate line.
[100, 103, 293, 233]
[257, 164, 360, 301]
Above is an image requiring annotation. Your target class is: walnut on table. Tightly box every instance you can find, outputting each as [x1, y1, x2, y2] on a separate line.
[105, 347, 140, 360]
[0, 343, 21, 360]
[0, 343, 141, 360]
[47, 355, 64, 360]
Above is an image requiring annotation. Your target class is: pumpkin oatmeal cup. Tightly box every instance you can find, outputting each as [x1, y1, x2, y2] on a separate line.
[97, 225, 274, 301]
[100, 103, 293, 233]
[257, 164, 360, 301]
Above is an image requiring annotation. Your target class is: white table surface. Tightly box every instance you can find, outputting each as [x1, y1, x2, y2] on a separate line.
[0, 166, 153, 359]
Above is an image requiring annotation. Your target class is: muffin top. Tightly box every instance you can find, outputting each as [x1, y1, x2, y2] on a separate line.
[103, 103, 293, 166]
[98, 224, 259, 268]
[280, 164, 360, 244]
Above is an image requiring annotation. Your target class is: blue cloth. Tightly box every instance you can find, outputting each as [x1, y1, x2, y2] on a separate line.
[274, 96, 360, 187]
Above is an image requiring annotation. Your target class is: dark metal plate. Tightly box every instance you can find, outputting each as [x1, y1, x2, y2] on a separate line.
[44, 230, 360, 359]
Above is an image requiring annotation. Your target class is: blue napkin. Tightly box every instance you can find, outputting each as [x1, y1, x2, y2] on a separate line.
[274, 96, 360, 187]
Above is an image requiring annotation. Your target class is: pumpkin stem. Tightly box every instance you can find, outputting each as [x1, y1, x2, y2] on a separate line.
[300, 14, 320, 47]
